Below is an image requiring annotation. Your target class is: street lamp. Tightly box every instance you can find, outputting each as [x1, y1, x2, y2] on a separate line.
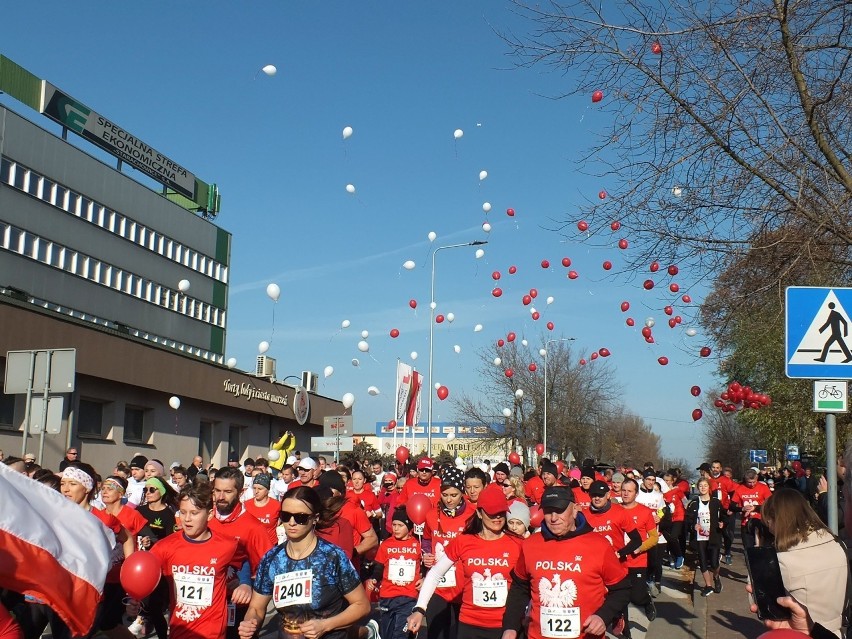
[543, 337, 575, 454]
[427, 240, 488, 456]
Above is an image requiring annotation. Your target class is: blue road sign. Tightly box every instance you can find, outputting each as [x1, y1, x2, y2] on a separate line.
[786, 444, 800, 461]
[749, 449, 768, 464]
[786, 287, 852, 378]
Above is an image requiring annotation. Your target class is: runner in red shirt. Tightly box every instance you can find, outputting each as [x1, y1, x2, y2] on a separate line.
[347, 468, 382, 518]
[317, 471, 379, 565]
[525, 473, 546, 506]
[149, 482, 241, 639]
[583, 481, 642, 558]
[398, 458, 443, 508]
[572, 468, 596, 512]
[243, 474, 280, 546]
[662, 472, 686, 569]
[620, 478, 660, 627]
[731, 469, 773, 549]
[501, 486, 631, 639]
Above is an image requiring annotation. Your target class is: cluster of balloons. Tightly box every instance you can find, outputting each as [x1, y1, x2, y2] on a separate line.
[713, 381, 772, 413]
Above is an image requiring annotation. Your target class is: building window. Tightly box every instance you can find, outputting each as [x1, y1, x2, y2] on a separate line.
[77, 399, 104, 437]
[124, 406, 146, 443]
[0, 394, 15, 430]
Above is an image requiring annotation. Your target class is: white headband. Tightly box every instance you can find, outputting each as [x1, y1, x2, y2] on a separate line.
[62, 467, 94, 491]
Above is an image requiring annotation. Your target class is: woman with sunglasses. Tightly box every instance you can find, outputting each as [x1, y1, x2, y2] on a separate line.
[100, 475, 148, 543]
[407, 484, 522, 639]
[501, 476, 526, 505]
[239, 486, 370, 639]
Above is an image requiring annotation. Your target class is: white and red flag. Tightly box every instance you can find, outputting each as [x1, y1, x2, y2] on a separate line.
[0, 462, 114, 635]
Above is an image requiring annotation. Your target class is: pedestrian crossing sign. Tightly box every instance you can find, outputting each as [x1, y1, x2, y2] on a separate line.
[786, 287, 852, 379]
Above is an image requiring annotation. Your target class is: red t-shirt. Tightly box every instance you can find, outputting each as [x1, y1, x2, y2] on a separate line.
[732, 482, 773, 525]
[663, 488, 686, 523]
[708, 474, 736, 509]
[525, 476, 545, 505]
[91, 508, 127, 582]
[572, 488, 592, 512]
[347, 488, 380, 513]
[150, 531, 239, 639]
[244, 498, 281, 546]
[445, 534, 522, 628]
[620, 503, 656, 569]
[583, 503, 635, 552]
[316, 518, 355, 558]
[398, 476, 443, 508]
[375, 536, 421, 599]
[0, 603, 22, 639]
[424, 506, 475, 602]
[115, 505, 149, 536]
[513, 530, 628, 639]
[207, 505, 273, 576]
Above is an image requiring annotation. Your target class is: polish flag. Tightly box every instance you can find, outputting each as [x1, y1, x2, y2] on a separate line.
[0, 463, 114, 635]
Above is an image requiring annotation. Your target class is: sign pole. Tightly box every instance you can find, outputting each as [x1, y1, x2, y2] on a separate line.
[19, 351, 36, 457]
[36, 351, 53, 466]
[826, 413, 839, 534]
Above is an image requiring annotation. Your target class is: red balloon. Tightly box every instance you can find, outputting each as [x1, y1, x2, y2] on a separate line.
[528, 363, 537, 372]
[437, 385, 449, 400]
[390, 328, 400, 338]
[675, 315, 683, 324]
[650, 261, 660, 272]
[562, 257, 572, 267]
[603, 260, 613, 270]
[598, 190, 607, 200]
[492, 271, 501, 280]
[523, 294, 532, 305]
[530, 288, 538, 299]
[591, 90, 604, 103]
[692, 408, 703, 421]
[385, 420, 397, 431]
[700, 346, 712, 357]
[626, 318, 635, 326]
[120, 551, 162, 601]
[668, 318, 677, 328]
[658, 356, 669, 366]
[611, 221, 621, 231]
[643, 279, 655, 290]
[580, 358, 587, 365]
[541, 260, 550, 269]
[546, 322, 555, 331]
[407, 494, 432, 525]
[492, 287, 503, 298]
[618, 238, 629, 250]
[506, 208, 515, 217]
[535, 443, 545, 455]
[529, 505, 544, 528]
[577, 220, 589, 232]
[691, 385, 701, 397]
[532, 311, 540, 320]
[436, 315, 444, 324]
[508, 265, 517, 274]
[664, 305, 673, 316]
[668, 264, 679, 276]
[568, 271, 579, 280]
[396, 446, 410, 463]
[599, 348, 611, 357]
[507, 332, 516, 342]
[591, 352, 599, 360]
[508, 451, 521, 465]
[645, 336, 655, 343]
[682, 294, 692, 303]
[669, 283, 680, 293]
[641, 326, 652, 338]
[651, 41, 662, 55]
[714, 399, 725, 408]
[409, 299, 417, 309]
[621, 301, 630, 312]
[497, 339, 505, 347]
[505, 369, 514, 378]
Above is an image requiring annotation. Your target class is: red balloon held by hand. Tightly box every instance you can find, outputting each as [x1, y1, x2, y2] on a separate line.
[535, 443, 545, 455]
[508, 451, 521, 465]
[592, 90, 604, 103]
[437, 386, 449, 400]
[120, 551, 162, 601]
[407, 494, 431, 525]
[529, 505, 544, 528]
[395, 446, 410, 463]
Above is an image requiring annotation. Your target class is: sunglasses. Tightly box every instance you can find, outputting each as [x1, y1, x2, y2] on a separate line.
[501, 482, 512, 488]
[280, 511, 314, 525]
[144, 487, 161, 493]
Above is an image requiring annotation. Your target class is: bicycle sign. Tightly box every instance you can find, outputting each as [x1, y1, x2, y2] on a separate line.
[814, 380, 848, 413]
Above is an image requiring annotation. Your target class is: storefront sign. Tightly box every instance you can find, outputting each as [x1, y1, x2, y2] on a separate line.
[223, 379, 288, 405]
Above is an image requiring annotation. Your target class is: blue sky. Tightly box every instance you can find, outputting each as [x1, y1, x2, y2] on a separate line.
[0, 2, 720, 467]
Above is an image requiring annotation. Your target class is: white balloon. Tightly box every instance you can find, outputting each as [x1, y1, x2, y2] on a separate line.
[258, 341, 270, 354]
[672, 186, 683, 197]
[685, 328, 698, 337]
[346, 184, 356, 194]
[456, 456, 465, 467]
[453, 128, 464, 139]
[178, 279, 190, 293]
[482, 222, 492, 233]
[502, 408, 512, 418]
[479, 170, 488, 181]
[342, 392, 355, 409]
[483, 202, 492, 213]
[475, 249, 485, 259]
[226, 357, 237, 369]
[266, 283, 281, 302]
[262, 64, 277, 76]
[515, 389, 524, 399]
[521, 339, 528, 347]
[447, 432, 456, 441]
[433, 382, 442, 391]
[430, 302, 437, 310]
[530, 307, 537, 315]
[342, 126, 353, 139]
[358, 340, 369, 352]
[546, 296, 554, 305]
[446, 313, 455, 323]
[323, 365, 334, 378]
[267, 450, 281, 461]
[410, 351, 418, 360]
[474, 324, 483, 332]
[352, 358, 360, 367]
[645, 317, 656, 328]
[168, 396, 181, 410]
[493, 357, 502, 366]
[539, 348, 547, 357]
[361, 330, 369, 339]
[367, 386, 380, 396]
[453, 344, 461, 354]
[428, 231, 437, 242]
[403, 260, 416, 270]
[341, 319, 351, 329]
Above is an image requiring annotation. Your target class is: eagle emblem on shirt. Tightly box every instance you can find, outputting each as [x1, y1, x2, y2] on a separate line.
[471, 568, 507, 585]
[539, 575, 577, 608]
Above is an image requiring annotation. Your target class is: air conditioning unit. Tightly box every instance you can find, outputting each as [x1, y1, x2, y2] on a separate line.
[256, 355, 276, 378]
[301, 370, 318, 393]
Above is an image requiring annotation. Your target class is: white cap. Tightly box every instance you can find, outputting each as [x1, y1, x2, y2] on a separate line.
[170, 461, 181, 469]
[286, 455, 298, 465]
[297, 458, 318, 470]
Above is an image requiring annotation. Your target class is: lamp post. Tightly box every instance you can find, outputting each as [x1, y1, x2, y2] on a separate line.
[543, 337, 575, 454]
[427, 240, 488, 457]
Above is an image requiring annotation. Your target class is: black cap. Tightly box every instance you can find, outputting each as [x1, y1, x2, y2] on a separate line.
[540, 486, 574, 510]
[589, 480, 610, 497]
[228, 453, 239, 463]
[392, 507, 413, 530]
[493, 462, 510, 476]
[642, 469, 657, 479]
[581, 466, 596, 479]
[129, 455, 148, 469]
[696, 463, 712, 472]
[244, 458, 255, 467]
[540, 461, 559, 477]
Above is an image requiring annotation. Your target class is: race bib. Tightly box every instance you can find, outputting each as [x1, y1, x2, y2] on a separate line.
[472, 579, 508, 607]
[437, 565, 457, 588]
[273, 570, 313, 607]
[388, 558, 416, 584]
[540, 607, 581, 639]
[174, 573, 213, 607]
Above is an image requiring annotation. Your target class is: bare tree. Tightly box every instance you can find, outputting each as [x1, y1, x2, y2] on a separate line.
[504, 0, 852, 282]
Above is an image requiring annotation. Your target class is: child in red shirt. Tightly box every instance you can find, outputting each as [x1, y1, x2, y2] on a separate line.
[368, 507, 421, 639]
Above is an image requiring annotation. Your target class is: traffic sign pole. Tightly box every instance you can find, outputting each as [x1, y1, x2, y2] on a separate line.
[827, 413, 839, 534]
